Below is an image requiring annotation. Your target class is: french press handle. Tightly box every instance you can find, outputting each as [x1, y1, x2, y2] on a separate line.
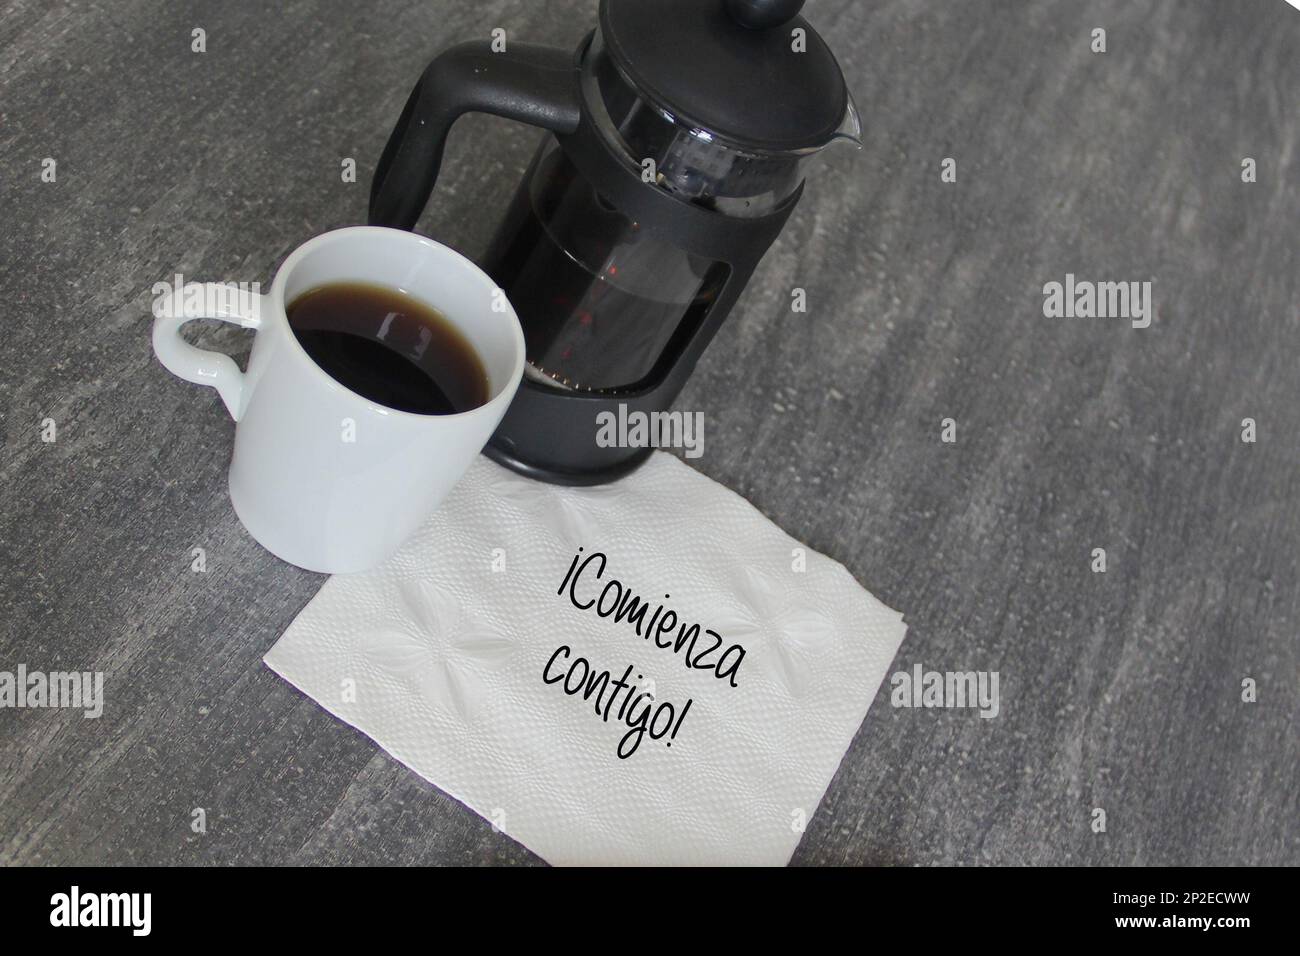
[369, 41, 581, 230]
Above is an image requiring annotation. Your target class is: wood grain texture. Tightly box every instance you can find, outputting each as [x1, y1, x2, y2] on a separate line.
[0, 0, 1296, 866]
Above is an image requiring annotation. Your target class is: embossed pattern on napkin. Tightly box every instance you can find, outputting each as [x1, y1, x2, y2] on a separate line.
[264, 452, 907, 865]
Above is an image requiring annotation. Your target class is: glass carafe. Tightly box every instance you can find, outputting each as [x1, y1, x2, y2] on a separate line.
[480, 30, 858, 393]
[368, 0, 860, 483]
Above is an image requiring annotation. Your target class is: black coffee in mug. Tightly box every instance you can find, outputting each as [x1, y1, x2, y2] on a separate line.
[286, 282, 489, 415]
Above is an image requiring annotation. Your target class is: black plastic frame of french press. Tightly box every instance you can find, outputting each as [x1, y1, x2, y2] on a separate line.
[484, 30, 804, 486]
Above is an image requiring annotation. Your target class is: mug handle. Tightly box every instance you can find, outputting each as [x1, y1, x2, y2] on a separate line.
[151, 283, 265, 421]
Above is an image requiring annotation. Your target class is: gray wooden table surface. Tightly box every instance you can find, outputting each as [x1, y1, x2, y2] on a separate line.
[1, 0, 1297, 866]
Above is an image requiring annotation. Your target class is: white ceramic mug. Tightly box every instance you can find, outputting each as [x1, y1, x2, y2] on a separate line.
[152, 226, 525, 574]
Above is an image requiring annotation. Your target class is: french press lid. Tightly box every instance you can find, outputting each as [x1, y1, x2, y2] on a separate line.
[598, 0, 853, 154]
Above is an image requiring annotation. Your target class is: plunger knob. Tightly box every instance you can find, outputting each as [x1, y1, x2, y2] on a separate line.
[725, 0, 807, 30]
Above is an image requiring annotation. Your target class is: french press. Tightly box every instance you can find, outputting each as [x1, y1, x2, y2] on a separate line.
[370, 0, 859, 484]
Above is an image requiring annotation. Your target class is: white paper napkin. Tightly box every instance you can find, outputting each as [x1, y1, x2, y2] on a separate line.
[264, 452, 906, 865]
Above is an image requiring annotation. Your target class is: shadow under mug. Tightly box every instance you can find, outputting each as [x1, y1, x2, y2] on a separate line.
[152, 226, 526, 574]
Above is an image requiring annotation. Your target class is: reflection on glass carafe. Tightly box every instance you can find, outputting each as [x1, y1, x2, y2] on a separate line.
[481, 138, 729, 393]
